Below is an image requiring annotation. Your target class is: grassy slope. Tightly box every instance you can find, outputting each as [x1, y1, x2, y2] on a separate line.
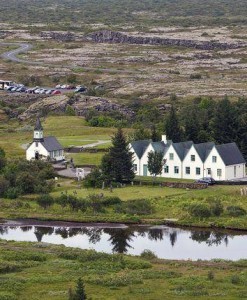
[0, 178, 246, 229]
[0, 240, 246, 300]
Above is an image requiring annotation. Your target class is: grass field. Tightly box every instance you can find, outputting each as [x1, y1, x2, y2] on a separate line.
[0, 240, 246, 300]
[0, 116, 116, 164]
[0, 178, 246, 229]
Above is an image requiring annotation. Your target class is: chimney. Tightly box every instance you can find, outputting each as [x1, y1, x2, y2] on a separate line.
[161, 134, 167, 143]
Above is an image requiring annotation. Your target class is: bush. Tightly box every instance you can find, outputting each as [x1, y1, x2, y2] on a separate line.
[123, 199, 153, 215]
[102, 196, 122, 206]
[190, 73, 202, 80]
[188, 203, 211, 218]
[4, 187, 21, 199]
[231, 274, 240, 284]
[140, 250, 157, 260]
[36, 194, 54, 209]
[226, 206, 246, 217]
[207, 271, 215, 280]
[87, 194, 105, 214]
[83, 168, 104, 188]
[209, 199, 224, 216]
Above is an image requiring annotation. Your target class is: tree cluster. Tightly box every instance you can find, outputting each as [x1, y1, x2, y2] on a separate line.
[0, 155, 55, 198]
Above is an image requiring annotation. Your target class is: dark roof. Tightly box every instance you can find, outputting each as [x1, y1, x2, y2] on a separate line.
[130, 140, 150, 158]
[41, 136, 63, 151]
[172, 141, 193, 160]
[34, 118, 43, 131]
[216, 143, 246, 166]
[194, 142, 215, 162]
[151, 141, 166, 153]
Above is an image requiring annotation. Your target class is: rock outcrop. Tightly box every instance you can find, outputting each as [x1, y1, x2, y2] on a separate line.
[86, 30, 244, 50]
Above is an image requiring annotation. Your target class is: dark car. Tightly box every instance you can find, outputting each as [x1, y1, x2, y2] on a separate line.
[196, 177, 216, 185]
[75, 86, 87, 93]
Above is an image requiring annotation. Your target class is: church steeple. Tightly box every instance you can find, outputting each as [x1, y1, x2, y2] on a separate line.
[33, 118, 44, 141]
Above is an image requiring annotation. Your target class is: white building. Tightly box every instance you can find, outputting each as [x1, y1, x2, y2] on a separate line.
[26, 118, 64, 161]
[129, 135, 246, 181]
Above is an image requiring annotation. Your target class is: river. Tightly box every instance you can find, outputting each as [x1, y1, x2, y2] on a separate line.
[0, 220, 246, 261]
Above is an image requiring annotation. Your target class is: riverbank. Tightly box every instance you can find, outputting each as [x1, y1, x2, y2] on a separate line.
[0, 239, 246, 300]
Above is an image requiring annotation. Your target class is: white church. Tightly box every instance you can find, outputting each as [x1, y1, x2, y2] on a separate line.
[26, 118, 64, 161]
[129, 135, 246, 181]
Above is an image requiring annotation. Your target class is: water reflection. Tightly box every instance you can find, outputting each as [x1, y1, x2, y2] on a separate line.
[0, 223, 246, 260]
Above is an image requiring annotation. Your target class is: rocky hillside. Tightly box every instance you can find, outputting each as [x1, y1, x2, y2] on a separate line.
[86, 30, 244, 50]
[15, 94, 135, 120]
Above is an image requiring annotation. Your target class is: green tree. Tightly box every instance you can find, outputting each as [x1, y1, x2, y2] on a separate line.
[0, 147, 6, 171]
[37, 194, 54, 210]
[147, 151, 164, 181]
[212, 96, 237, 144]
[183, 106, 201, 143]
[74, 278, 87, 300]
[101, 128, 134, 183]
[164, 106, 183, 142]
[151, 125, 160, 142]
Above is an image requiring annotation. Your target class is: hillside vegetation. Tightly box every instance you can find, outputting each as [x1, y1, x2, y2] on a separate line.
[0, 0, 246, 28]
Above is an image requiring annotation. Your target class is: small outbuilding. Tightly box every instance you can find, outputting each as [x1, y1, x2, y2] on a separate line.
[26, 118, 64, 161]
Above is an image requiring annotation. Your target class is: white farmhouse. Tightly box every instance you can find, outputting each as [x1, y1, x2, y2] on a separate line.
[26, 118, 64, 161]
[130, 135, 246, 181]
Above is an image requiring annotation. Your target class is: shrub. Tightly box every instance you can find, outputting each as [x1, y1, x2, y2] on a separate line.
[226, 206, 246, 217]
[123, 199, 153, 215]
[188, 203, 211, 218]
[207, 271, 215, 280]
[87, 194, 105, 214]
[231, 275, 240, 284]
[83, 167, 104, 188]
[36, 194, 54, 209]
[101, 196, 122, 206]
[190, 73, 202, 79]
[140, 250, 157, 260]
[0, 176, 10, 197]
[209, 199, 224, 216]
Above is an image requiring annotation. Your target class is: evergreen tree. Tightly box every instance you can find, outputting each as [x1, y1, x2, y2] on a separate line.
[235, 97, 247, 160]
[151, 125, 160, 142]
[74, 278, 87, 300]
[0, 147, 6, 172]
[164, 106, 183, 142]
[184, 106, 201, 143]
[147, 151, 164, 181]
[212, 96, 237, 144]
[101, 128, 134, 183]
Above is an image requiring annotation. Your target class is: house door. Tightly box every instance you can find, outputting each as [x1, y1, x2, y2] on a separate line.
[143, 164, 148, 176]
[35, 151, 39, 160]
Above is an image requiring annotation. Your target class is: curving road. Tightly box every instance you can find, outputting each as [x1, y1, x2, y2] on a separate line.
[0, 41, 135, 73]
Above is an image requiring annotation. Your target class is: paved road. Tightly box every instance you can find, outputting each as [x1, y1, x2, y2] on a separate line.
[0, 41, 135, 73]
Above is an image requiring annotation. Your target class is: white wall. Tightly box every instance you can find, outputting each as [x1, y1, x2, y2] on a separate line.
[26, 142, 49, 160]
[225, 163, 246, 180]
[140, 144, 155, 176]
[182, 145, 204, 179]
[161, 145, 182, 179]
[204, 147, 226, 180]
[129, 145, 141, 175]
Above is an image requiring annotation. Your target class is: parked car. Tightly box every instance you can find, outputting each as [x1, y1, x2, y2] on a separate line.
[196, 177, 216, 185]
[55, 84, 62, 89]
[75, 86, 87, 93]
[10, 86, 18, 92]
[6, 86, 16, 91]
[51, 90, 61, 95]
[15, 87, 26, 92]
[45, 89, 53, 95]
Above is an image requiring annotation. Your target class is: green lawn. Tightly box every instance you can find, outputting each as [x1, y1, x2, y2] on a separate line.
[0, 116, 118, 164]
[0, 240, 246, 300]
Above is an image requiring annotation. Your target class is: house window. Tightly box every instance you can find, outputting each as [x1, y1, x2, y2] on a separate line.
[185, 167, 190, 175]
[207, 168, 211, 175]
[164, 165, 169, 173]
[35, 142, 38, 147]
[212, 156, 217, 163]
[169, 153, 174, 160]
[133, 164, 137, 172]
[174, 166, 179, 174]
[217, 169, 222, 177]
[234, 166, 236, 177]
[196, 167, 200, 175]
[191, 155, 195, 162]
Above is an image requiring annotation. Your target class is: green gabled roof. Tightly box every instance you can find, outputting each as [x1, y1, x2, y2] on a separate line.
[194, 142, 215, 162]
[131, 140, 150, 159]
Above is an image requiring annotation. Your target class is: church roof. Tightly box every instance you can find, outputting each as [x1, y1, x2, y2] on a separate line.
[34, 118, 43, 131]
[41, 136, 63, 151]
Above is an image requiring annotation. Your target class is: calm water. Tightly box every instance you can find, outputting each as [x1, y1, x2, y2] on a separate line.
[0, 220, 246, 261]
